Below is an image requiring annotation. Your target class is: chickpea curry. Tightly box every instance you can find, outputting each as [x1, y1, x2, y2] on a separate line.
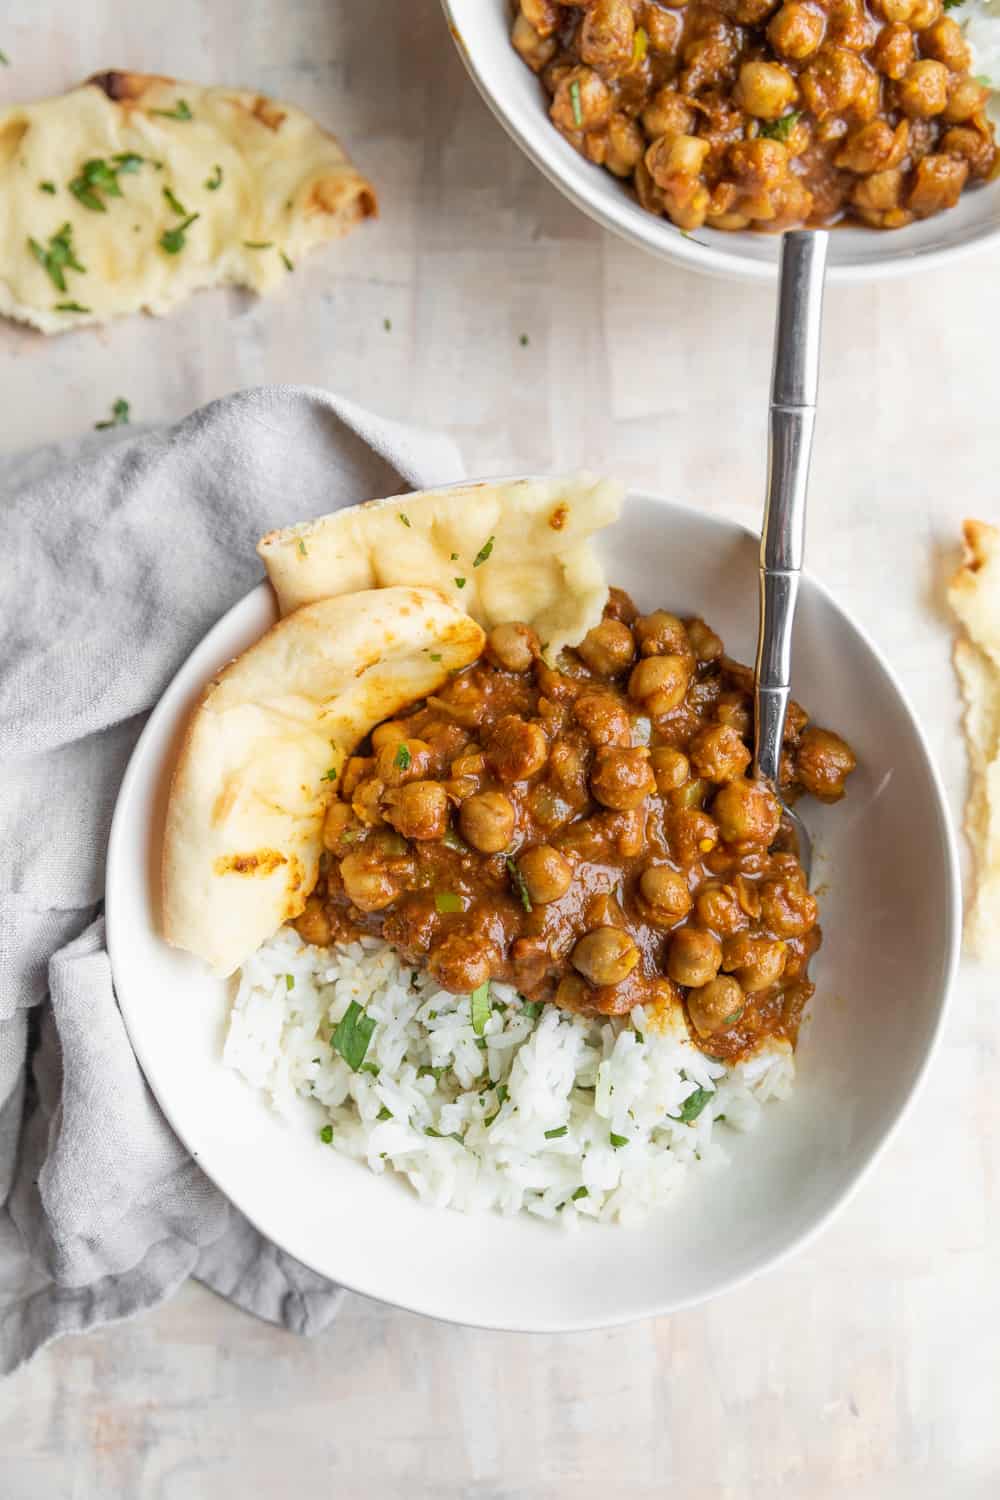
[509, 0, 998, 232]
[294, 589, 856, 1064]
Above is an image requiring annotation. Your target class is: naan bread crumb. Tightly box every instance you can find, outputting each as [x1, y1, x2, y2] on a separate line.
[948, 520, 1000, 960]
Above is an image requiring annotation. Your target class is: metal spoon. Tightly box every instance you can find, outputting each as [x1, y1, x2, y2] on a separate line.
[752, 229, 829, 882]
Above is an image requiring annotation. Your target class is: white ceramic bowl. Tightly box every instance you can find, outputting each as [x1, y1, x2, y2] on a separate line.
[442, 0, 1000, 284]
[106, 490, 960, 1331]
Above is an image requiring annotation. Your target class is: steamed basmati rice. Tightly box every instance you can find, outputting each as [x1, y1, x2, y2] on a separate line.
[225, 928, 795, 1227]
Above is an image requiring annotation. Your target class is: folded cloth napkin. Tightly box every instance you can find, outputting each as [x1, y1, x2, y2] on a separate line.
[0, 385, 464, 1375]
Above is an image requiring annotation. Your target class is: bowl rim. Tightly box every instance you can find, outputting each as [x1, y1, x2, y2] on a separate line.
[106, 483, 963, 1331]
[441, 0, 1000, 286]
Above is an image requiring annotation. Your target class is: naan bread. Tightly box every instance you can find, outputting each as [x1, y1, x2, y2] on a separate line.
[948, 520, 1000, 961]
[258, 474, 624, 661]
[162, 588, 484, 976]
[0, 72, 376, 333]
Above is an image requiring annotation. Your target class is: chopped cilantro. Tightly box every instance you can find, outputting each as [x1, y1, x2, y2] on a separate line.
[162, 184, 188, 215]
[520, 1001, 542, 1021]
[285, 974, 295, 991]
[450, 552, 459, 561]
[39, 181, 56, 194]
[609, 1132, 629, 1149]
[975, 72, 992, 85]
[672, 1086, 714, 1124]
[112, 152, 145, 173]
[418, 1064, 449, 1083]
[376, 1106, 393, 1121]
[394, 743, 412, 771]
[28, 222, 85, 293]
[723, 1006, 744, 1025]
[569, 78, 583, 128]
[321, 766, 338, 782]
[454, 576, 466, 589]
[425, 1127, 463, 1143]
[429, 652, 443, 662]
[383, 317, 392, 330]
[398, 512, 411, 527]
[435, 891, 462, 914]
[298, 538, 308, 557]
[571, 1186, 589, 1201]
[54, 301, 91, 313]
[359, 1061, 380, 1077]
[331, 1000, 377, 1072]
[470, 981, 491, 1036]
[280, 250, 294, 271]
[0, 50, 8, 64]
[152, 99, 193, 120]
[544, 1126, 568, 1139]
[506, 857, 532, 913]
[95, 397, 131, 429]
[319, 1124, 333, 1143]
[69, 156, 126, 211]
[243, 240, 274, 249]
[759, 111, 800, 142]
[484, 1083, 509, 1127]
[519, 333, 529, 346]
[159, 212, 199, 254]
[204, 163, 223, 190]
[473, 535, 495, 567]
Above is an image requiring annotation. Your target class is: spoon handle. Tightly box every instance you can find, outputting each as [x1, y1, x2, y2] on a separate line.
[752, 229, 829, 787]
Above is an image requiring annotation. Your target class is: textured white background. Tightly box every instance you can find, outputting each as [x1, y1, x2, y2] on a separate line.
[2, 2, 999, 1495]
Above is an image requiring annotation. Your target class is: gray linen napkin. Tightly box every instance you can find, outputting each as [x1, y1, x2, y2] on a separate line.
[0, 385, 464, 1375]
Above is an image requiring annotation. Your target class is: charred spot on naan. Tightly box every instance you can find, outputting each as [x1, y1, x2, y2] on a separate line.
[87, 69, 175, 103]
[214, 849, 288, 877]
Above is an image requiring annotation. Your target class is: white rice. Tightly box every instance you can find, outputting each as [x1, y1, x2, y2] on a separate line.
[965, 0, 1000, 104]
[225, 928, 795, 1227]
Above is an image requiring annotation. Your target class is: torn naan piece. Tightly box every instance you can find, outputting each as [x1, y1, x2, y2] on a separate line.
[162, 588, 484, 976]
[258, 474, 624, 662]
[0, 72, 376, 333]
[948, 520, 1000, 961]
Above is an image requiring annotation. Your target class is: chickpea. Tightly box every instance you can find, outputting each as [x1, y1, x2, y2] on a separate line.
[341, 755, 373, 799]
[794, 726, 857, 802]
[694, 882, 750, 936]
[871, 21, 914, 79]
[944, 75, 990, 124]
[909, 0, 942, 26]
[912, 150, 970, 211]
[835, 118, 909, 173]
[375, 736, 431, 788]
[739, 59, 798, 118]
[459, 791, 516, 853]
[716, 692, 752, 737]
[590, 746, 656, 810]
[669, 808, 720, 865]
[685, 618, 724, 662]
[634, 158, 668, 215]
[728, 136, 790, 187]
[629, 654, 692, 715]
[551, 65, 614, 132]
[759, 876, 818, 937]
[650, 745, 690, 794]
[714, 0, 783, 20]
[571, 926, 641, 986]
[511, 12, 558, 72]
[383, 780, 449, 842]
[897, 59, 950, 118]
[641, 87, 695, 140]
[688, 723, 751, 784]
[554, 973, 591, 1012]
[486, 621, 540, 673]
[634, 610, 689, 657]
[669, 776, 709, 810]
[340, 851, 399, 912]
[370, 720, 409, 753]
[876, 0, 915, 20]
[580, 0, 636, 73]
[800, 46, 868, 115]
[646, 133, 711, 189]
[522, 0, 561, 37]
[942, 125, 996, 179]
[852, 165, 905, 215]
[639, 863, 692, 925]
[606, 113, 646, 177]
[517, 844, 574, 904]
[722, 933, 787, 992]
[428, 933, 498, 994]
[667, 926, 723, 988]
[578, 618, 637, 676]
[644, 2, 683, 52]
[568, 695, 625, 753]
[687, 974, 746, 1037]
[767, 1, 825, 59]
[918, 14, 970, 69]
[712, 778, 782, 846]
[294, 895, 332, 947]
[323, 799, 359, 851]
[485, 715, 549, 782]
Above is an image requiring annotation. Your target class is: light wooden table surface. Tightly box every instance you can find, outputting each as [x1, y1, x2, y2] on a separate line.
[2, 2, 999, 1496]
